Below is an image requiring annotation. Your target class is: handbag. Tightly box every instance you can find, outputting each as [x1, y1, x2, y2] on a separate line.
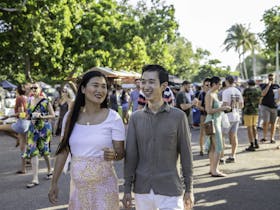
[204, 119, 216, 136]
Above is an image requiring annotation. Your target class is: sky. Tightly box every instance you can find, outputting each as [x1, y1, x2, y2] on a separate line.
[130, 0, 279, 70]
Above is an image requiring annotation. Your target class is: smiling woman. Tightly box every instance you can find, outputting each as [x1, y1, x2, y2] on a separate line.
[49, 70, 125, 210]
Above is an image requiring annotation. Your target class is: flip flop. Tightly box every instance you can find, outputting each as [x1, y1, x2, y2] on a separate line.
[16, 170, 26, 174]
[45, 172, 53, 180]
[211, 173, 227, 177]
[26, 182, 39, 188]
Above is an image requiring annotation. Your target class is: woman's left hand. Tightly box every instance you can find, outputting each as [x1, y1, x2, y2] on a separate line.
[102, 147, 116, 161]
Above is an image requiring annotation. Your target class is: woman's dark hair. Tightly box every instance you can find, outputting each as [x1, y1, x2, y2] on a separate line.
[17, 84, 26, 95]
[210, 76, 221, 87]
[120, 90, 126, 102]
[56, 70, 109, 155]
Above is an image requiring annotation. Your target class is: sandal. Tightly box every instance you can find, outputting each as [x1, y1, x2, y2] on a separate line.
[260, 138, 267, 143]
[16, 170, 26, 174]
[45, 172, 53, 180]
[211, 173, 227, 177]
[26, 182, 39, 188]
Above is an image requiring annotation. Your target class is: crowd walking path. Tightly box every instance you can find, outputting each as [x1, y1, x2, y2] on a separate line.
[0, 125, 279, 210]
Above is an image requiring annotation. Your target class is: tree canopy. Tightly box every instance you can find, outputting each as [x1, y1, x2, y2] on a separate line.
[0, 0, 238, 84]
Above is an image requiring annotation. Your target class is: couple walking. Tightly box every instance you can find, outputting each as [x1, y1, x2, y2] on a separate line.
[48, 65, 194, 210]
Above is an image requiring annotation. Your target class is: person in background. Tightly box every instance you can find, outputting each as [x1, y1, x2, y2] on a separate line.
[197, 78, 211, 156]
[0, 84, 29, 174]
[205, 76, 231, 177]
[109, 89, 119, 112]
[259, 73, 279, 144]
[128, 78, 141, 112]
[120, 89, 129, 124]
[176, 80, 198, 124]
[243, 79, 262, 151]
[56, 87, 74, 136]
[48, 70, 125, 209]
[123, 64, 194, 210]
[222, 75, 244, 163]
[52, 98, 60, 136]
[24, 82, 55, 188]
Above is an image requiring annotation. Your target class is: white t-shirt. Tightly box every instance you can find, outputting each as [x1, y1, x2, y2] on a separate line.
[222, 87, 243, 122]
[63, 109, 125, 157]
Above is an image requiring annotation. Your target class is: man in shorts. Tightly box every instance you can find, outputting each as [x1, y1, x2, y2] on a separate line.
[259, 73, 279, 143]
[222, 76, 244, 163]
[243, 79, 262, 151]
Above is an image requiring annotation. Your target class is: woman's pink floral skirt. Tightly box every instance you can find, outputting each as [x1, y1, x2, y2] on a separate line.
[68, 156, 119, 210]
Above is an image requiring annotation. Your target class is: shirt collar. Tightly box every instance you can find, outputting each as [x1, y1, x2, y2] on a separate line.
[143, 102, 171, 114]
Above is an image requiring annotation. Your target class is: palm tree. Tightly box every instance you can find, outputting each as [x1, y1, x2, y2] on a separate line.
[223, 24, 258, 79]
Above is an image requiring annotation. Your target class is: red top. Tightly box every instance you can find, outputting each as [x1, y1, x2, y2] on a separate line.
[14, 95, 27, 114]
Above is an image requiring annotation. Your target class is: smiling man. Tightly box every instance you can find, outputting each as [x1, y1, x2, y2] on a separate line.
[123, 64, 194, 210]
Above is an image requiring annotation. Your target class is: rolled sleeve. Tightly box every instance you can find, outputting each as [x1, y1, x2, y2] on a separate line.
[177, 113, 193, 193]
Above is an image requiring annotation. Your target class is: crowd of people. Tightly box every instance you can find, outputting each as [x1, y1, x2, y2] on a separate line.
[2, 64, 280, 209]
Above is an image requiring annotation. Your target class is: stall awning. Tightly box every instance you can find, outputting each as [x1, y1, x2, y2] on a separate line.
[88, 67, 141, 78]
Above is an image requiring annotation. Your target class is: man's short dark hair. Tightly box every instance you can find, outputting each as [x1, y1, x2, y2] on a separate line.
[225, 75, 235, 84]
[247, 79, 255, 86]
[182, 80, 191, 86]
[268, 73, 274, 77]
[203, 78, 211, 84]
[142, 64, 169, 84]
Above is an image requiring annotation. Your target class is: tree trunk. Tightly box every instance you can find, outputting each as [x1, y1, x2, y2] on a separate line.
[242, 53, 248, 79]
[25, 54, 33, 82]
[238, 54, 244, 79]
[276, 42, 279, 83]
[252, 48, 256, 79]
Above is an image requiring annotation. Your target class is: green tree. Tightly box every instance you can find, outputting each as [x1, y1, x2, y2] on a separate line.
[261, 6, 280, 80]
[0, 0, 82, 83]
[223, 23, 258, 79]
[192, 59, 236, 82]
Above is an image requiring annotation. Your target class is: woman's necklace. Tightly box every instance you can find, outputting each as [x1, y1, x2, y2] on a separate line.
[81, 108, 107, 125]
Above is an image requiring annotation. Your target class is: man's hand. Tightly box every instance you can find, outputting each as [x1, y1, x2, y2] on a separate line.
[184, 192, 194, 210]
[122, 193, 133, 209]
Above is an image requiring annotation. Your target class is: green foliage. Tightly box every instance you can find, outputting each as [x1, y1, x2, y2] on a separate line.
[223, 23, 258, 79]
[192, 59, 236, 82]
[260, 5, 280, 74]
[261, 6, 280, 50]
[0, 0, 232, 84]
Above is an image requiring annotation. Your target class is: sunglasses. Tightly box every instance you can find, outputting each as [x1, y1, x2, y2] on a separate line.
[31, 87, 38, 90]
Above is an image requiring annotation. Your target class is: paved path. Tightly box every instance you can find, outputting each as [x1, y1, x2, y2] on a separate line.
[0, 126, 280, 210]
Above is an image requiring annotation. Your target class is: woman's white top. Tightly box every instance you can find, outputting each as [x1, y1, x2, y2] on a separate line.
[66, 109, 125, 157]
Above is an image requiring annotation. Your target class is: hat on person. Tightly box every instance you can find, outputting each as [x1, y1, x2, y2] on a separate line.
[247, 79, 255, 86]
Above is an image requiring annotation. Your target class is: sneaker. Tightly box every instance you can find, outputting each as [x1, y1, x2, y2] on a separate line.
[45, 172, 53, 180]
[219, 158, 225, 165]
[245, 145, 255, 152]
[254, 143, 259, 149]
[271, 139, 276, 144]
[225, 157, 236, 163]
[260, 138, 267, 143]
